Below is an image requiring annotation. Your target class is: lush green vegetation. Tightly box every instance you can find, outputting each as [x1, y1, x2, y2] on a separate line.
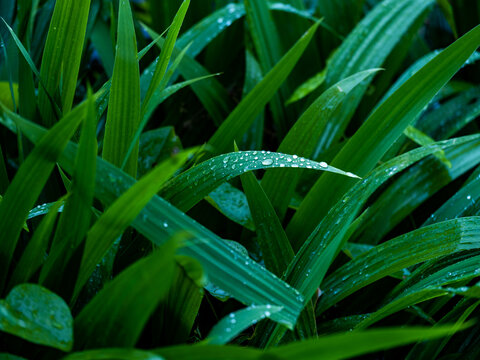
[1, 0, 480, 358]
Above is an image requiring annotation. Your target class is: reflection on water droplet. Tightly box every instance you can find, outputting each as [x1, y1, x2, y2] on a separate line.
[262, 159, 274, 166]
[319, 162, 328, 168]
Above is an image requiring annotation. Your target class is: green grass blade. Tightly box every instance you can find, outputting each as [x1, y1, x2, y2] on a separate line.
[141, 0, 189, 116]
[205, 305, 282, 345]
[0, 104, 86, 291]
[74, 239, 177, 349]
[122, 42, 197, 170]
[425, 176, 480, 226]
[160, 150, 358, 213]
[8, 196, 66, 289]
[207, 21, 321, 155]
[0, 284, 73, 351]
[352, 138, 480, 245]
[37, 0, 91, 126]
[206, 183, 255, 231]
[407, 299, 480, 359]
[245, 0, 289, 134]
[356, 253, 480, 329]
[141, 23, 233, 126]
[72, 148, 196, 302]
[153, 256, 204, 345]
[39, 89, 98, 293]
[102, 0, 141, 177]
[316, 217, 480, 316]
[267, 324, 471, 360]
[240, 171, 293, 277]
[260, 69, 379, 220]
[288, 23, 480, 248]
[1, 17, 60, 119]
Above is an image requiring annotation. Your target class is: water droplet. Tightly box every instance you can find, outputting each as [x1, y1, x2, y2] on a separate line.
[265, 311, 271, 317]
[319, 162, 328, 168]
[163, 222, 168, 228]
[262, 159, 274, 166]
[217, 17, 224, 24]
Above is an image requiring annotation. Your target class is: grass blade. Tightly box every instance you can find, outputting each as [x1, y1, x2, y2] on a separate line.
[316, 217, 480, 316]
[37, 0, 91, 125]
[72, 148, 196, 302]
[205, 305, 282, 345]
[0, 104, 86, 291]
[74, 239, 177, 349]
[39, 89, 98, 293]
[102, 0, 141, 177]
[160, 150, 358, 213]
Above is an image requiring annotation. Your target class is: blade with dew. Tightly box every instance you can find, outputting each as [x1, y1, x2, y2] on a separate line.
[160, 150, 359, 213]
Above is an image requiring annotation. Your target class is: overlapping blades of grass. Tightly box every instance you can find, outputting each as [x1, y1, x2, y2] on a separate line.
[72, 148, 196, 302]
[0, 114, 306, 329]
[38, 90, 98, 293]
[316, 217, 480, 316]
[140, 0, 189, 119]
[256, 135, 480, 345]
[287, 23, 480, 248]
[245, 0, 289, 135]
[0, 104, 86, 292]
[8, 196, 66, 289]
[354, 252, 480, 329]
[74, 239, 177, 349]
[37, 0, 91, 126]
[315, 0, 434, 154]
[351, 137, 480, 245]
[207, 21, 320, 155]
[260, 69, 379, 220]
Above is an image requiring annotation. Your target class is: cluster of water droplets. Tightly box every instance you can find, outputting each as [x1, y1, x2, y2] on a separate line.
[219, 151, 331, 174]
[28, 202, 64, 220]
[215, 4, 243, 29]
